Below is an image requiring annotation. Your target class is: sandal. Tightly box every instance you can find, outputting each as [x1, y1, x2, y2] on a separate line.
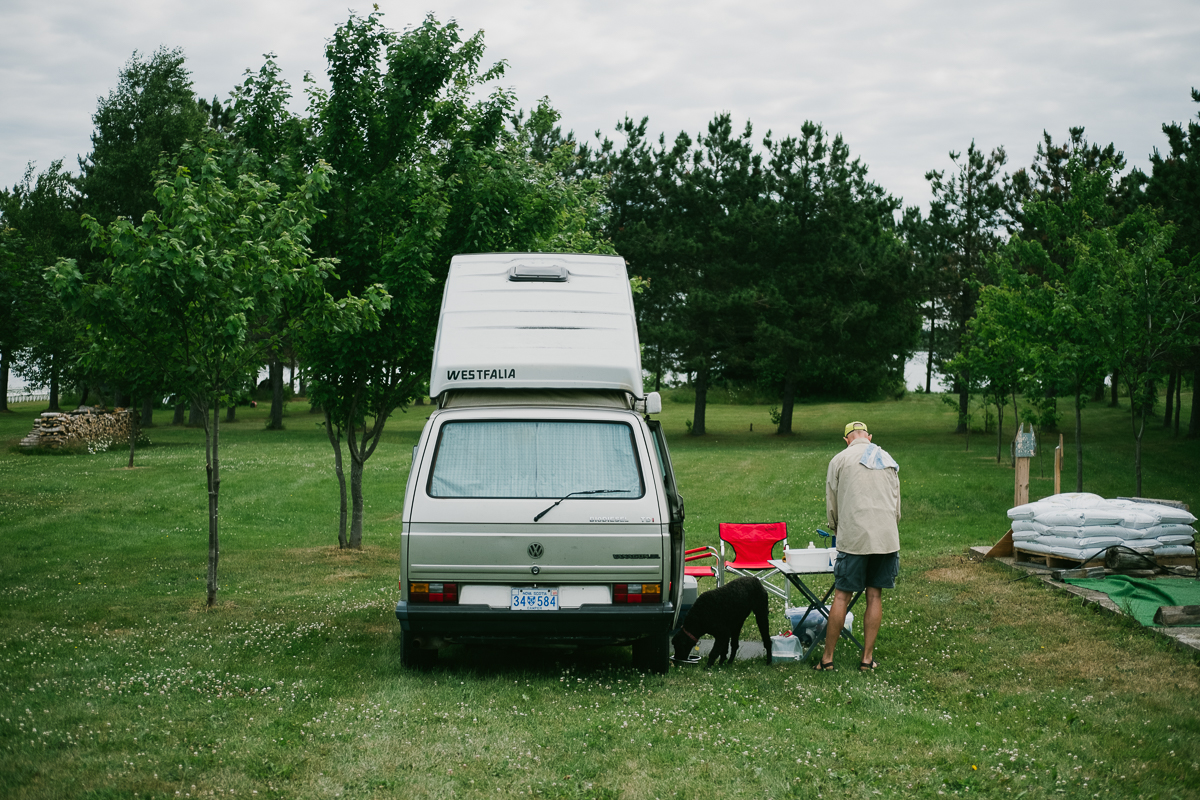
[858, 659, 879, 671]
[811, 659, 835, 671]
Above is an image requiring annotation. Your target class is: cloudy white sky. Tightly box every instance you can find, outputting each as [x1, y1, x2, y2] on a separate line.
[2, 0, 1198, 212]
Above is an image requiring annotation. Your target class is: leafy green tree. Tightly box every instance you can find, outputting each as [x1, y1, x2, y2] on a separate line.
[759, 122, 919, 433]
[0, 226, 32, 411]
[669, 116, 768, 435]
[1146, 89, 1200, 437]
[53, 134, 384, 605]
[598, 114, 764, 435]
[948, 295, 1024, 464]
[920, 143, 1010, 432]
[1009, 127, 1137, 409]
[0, 160, 87, 411]
[985, 159, 1121, 490]
[298, 12, 612, 548]
[230, 53, 310, 431]
[590, 116, 680, 392]
[1103, 208, 1199, 496]
[1010, 127, 1128, 212]
[78, 47, 208, 225]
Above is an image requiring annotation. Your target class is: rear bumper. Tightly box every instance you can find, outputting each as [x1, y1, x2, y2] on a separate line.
[396, 600, 677, 645]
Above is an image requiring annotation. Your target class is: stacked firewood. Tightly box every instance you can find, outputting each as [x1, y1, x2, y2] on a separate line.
[19, 406, 133, 451]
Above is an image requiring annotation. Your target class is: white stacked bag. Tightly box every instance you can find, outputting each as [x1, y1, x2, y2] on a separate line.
[1007, 492, 1197, 563]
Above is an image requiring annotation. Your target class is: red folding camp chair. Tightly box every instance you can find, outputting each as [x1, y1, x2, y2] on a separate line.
[718, 522, 789, 600]
[684, 545, 723, 585]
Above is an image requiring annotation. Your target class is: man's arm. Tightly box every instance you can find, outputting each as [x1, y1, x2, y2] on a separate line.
[892, 468, 902, 522]
[826, 457, 839, 532]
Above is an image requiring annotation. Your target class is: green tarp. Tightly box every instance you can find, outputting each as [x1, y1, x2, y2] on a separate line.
[1064, 576, 1200, 626]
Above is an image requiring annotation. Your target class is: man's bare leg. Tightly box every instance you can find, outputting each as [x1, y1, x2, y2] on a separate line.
[861, 587, 883, 665]
[818, 589, 853, 666]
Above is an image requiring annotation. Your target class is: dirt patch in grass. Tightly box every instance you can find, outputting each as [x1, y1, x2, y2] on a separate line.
[922, 564, 980, 585]
[923, 558, 1200, 696]
[288, 545, 388, 559]
[325, 570, 371, 582]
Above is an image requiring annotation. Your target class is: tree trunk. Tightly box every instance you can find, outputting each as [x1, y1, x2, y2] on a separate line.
[140, 396, 154, 427]
[79, 385, 90, 407]
[48, 355, 60, 412]
[0, 350, 9, 412]
[965, 393, 971, 452]
[268, 357, 284, 430]
[777, 365, 797, 435]
[995, 400, 1004, 464]
[1074, 388, 1084, 493]
[955, 374, 969, 434]
[925, 309, 935, 393]
[173, 401, 186, 425]
[1173, 369, 1182, 437]
[1163, 368, 1176, 429]
[1012, 387, 1019, 468]
[1132, 401, 1145, 498]
[325, 409, 348, 549]
[1110, 371, 1119, 407]
[225, 404, 236, 422]
[203, 401, 221, 607]
[349, 443, 365, 550]
[189, 400, 204, 426]
[127, 407, 140, 469]
[691, 365, 708, 436]
[1190, 368, 1199, 439]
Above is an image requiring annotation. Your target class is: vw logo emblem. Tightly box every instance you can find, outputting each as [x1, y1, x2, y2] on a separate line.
[527, 542, 544, 559]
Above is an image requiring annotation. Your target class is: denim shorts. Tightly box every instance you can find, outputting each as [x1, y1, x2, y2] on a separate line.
[833, 551, 900, 592]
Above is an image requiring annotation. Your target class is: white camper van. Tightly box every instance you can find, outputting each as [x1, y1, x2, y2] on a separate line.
[395, 253, 687, 672]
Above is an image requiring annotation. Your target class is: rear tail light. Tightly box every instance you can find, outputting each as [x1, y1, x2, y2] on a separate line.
[613, 583, 662, 604]
[408, 582, 458, 604]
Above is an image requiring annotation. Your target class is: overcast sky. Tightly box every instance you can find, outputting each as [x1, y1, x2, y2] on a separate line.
[2, 0, 1198, 212]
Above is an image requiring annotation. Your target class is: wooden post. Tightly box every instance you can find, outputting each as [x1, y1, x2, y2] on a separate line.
[1153, 606, 1200, 626]
[1053, 434, 1063, 495]
[1014, 423, 1035, 506]
[1015, 457, 1030, 506]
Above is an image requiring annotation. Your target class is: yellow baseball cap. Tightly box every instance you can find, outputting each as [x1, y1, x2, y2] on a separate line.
[844, 421, 869, 437]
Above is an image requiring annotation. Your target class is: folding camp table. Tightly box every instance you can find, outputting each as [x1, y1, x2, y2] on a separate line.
[768, 558, 866, 662]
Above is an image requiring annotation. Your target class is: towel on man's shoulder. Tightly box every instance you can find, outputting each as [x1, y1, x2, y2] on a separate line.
[859, 443, 899, 473]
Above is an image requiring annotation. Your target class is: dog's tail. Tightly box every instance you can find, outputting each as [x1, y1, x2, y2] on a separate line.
[753, 584, 772, 661]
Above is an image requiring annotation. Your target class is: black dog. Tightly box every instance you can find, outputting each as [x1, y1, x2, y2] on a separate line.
[672, 576, 772, 666]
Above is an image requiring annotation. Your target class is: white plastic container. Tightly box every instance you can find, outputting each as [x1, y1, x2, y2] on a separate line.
[770, 634, 801, 662]
[785, 609, 854, 646]
[785, 545, 834, 571]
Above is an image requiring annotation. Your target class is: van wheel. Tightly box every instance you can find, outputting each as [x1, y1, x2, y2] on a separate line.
[401, 630, 437, 669]
[631, 633, 669, 674]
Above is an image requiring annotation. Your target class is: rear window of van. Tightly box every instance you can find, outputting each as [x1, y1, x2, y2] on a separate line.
[428, 420, 644, 499]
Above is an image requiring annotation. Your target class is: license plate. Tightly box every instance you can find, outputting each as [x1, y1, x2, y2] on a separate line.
[511, 587, 559, 610]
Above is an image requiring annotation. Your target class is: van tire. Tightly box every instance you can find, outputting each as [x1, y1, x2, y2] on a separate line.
[631, 632, 670, 674]
[401, 630, 437, 669]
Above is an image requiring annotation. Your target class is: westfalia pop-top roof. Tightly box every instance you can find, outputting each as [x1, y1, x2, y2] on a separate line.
[429, 253, 643, 399]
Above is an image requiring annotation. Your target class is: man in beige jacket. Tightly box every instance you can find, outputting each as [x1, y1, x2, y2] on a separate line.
[814, 421, 901, 671]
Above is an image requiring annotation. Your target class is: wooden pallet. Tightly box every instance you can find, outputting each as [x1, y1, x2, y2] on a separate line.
[1014, 548, 1104, 568]
[1014, 546, 1195, 569]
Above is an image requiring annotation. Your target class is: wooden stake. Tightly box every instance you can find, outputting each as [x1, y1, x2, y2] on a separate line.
[1054, 434, 1063, 495]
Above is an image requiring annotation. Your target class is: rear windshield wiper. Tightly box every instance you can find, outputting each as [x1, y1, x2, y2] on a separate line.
[534, 489, 627, 522]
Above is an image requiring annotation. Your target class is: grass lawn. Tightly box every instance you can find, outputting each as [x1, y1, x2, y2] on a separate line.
[1, 391, 1197, 799]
